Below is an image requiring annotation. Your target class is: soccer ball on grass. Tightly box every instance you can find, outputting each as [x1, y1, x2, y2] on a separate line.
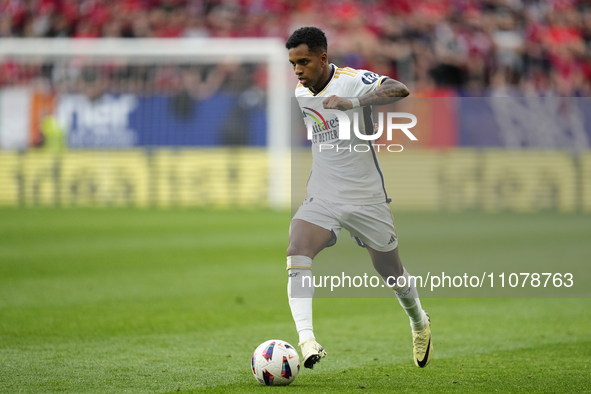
[251, 339, 300, 386]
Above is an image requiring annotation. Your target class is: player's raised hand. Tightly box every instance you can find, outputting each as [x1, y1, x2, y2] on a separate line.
[322, 95, 353, 111]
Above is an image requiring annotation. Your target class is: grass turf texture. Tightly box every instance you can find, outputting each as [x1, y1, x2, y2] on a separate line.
[0, 208, 590, 393]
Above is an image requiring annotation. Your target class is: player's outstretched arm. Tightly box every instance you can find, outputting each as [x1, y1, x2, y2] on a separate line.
[358, 78, 409, 106]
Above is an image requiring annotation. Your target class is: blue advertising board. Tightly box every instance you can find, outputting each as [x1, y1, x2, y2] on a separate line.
[56, 93, 591, 150]
[58, 92, 266, 148]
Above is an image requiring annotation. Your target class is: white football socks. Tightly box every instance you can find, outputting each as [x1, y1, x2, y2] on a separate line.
[287, 255, 315, 343]
[391, 268, 428, 332]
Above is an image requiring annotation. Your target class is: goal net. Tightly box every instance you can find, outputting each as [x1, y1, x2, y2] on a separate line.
[0, 38, 290, 208]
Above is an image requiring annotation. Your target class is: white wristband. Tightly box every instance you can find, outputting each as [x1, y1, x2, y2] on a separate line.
[350, 98, 360, 108]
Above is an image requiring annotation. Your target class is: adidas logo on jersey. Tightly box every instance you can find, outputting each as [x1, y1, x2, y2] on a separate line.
[387, 235, 396, 245]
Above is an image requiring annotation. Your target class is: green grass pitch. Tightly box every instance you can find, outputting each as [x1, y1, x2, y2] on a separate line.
[0, 208, 590, 393]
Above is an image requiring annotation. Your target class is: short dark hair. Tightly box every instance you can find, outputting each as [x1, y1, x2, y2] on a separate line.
[285, 27, 327, 53]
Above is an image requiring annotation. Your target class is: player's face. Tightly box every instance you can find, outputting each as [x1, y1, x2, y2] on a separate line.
[288, 44, 327, 89]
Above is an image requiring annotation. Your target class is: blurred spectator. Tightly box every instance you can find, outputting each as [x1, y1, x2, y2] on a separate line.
[492, 8, 525, 76]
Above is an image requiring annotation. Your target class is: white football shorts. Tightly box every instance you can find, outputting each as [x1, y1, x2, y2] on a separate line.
[292, 197, 398, 252]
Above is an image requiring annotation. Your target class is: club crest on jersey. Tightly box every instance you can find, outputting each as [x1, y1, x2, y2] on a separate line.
[362, 72, 381, 85]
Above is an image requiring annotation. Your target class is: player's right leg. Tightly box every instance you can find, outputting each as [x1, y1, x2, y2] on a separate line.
[287, 218, 334, 369]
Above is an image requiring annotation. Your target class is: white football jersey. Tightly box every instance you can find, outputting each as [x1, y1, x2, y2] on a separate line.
[295, 64, 391, 205]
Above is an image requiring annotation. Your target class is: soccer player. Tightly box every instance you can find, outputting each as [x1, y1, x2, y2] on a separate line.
[285, 27, 432, 369]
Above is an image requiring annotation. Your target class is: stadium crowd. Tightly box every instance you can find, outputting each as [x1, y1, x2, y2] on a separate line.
[1, 0, 591, 95]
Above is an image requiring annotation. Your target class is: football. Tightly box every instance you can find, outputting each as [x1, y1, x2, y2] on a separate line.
[251, 339, 300, 386]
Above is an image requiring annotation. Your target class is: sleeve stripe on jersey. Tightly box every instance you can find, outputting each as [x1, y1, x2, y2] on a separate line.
[335, 71, 357, 77]
[338, 67, 359, 74]
[377, 77, 388, 87]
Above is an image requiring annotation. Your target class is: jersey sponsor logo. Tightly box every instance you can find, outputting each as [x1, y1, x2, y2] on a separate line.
[304, 108, 418, 142]
[302, 107, 329, 131]
[361, 72, 381, 85]
[303, 107, 341, 143]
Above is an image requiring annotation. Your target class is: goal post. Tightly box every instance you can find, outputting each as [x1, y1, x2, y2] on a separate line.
[0, 38, 291, 209]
